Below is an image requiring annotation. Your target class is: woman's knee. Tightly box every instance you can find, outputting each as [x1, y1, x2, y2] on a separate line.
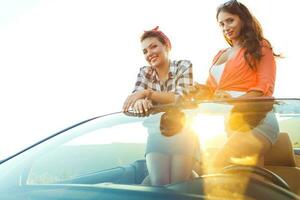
[141, 175, 151, 186]
[151, 175, 169, 186]
[170, 155, 195, 183]
[146, 153, 171, 185]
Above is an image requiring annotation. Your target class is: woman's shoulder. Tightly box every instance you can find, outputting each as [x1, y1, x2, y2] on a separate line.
[260, 40, 273, 51]
[215, 48, 228, 54]
[138, 65, 154, 74]
[212, 48, 228, 64]
[261, 39, 272, 48]
[260, 39, 274, 55]
[173, 60, 192, 69]
[170, 60, 193, 76]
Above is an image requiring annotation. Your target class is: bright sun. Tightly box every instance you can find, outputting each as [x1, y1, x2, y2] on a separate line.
[191, 114, 227, 148]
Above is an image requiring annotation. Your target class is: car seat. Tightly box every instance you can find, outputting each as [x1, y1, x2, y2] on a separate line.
[264, 132, 300, 195]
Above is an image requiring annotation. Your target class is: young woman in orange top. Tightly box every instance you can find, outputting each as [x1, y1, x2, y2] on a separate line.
[206, 0, 280, 168]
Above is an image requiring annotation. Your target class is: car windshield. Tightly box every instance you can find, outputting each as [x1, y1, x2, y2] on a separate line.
[0, 98, 300, 199]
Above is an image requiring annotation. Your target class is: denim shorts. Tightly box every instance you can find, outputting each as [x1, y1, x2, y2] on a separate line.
[252, 111, 279, 145]
[226, 111, 279, 145]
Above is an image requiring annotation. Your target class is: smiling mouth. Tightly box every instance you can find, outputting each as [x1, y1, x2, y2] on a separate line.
[226, 31, 233, 37]
[149, 56, 158, 63]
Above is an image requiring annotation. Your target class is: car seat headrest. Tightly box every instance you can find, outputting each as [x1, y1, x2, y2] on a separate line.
[264, 132, 296, 167]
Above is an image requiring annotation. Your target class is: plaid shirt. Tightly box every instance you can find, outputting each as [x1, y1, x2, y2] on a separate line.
[133, 60, 193, 98]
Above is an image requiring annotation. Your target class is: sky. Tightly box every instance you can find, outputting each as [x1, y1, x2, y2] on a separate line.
[0, 0, 299, 159]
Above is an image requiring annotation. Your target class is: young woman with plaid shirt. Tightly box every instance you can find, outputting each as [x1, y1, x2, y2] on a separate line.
[123, 27, 200, 185]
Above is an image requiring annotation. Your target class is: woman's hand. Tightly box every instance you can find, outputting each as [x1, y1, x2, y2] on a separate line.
[123, 91, 146, 112]
[132, 99, 153, 114]
[214, 90, 232, 99]
[186, 83, 214, 100]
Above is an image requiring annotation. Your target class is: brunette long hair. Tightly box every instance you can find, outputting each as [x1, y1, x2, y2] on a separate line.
[217, 0, 278, 69]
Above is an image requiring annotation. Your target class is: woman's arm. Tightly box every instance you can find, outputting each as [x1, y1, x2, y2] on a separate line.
[146, 90, 176, 104]
[123, 65, 176, 112]
[123, 67, 149, 111]
[237, 90, 264, 99]
[124, 61, 193, 112]
[148, 61, 193, 104]
[247, 45, 276, 96]
[131, 98, 153, 114]
[123, 90, 148, 112]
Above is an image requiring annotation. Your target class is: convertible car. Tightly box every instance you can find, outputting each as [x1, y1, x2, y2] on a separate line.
[0, 98, 300, 200]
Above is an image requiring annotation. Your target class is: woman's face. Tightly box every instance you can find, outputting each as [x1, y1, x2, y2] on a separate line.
[141, 37, 169, 68]
[217, 11, 243, 42]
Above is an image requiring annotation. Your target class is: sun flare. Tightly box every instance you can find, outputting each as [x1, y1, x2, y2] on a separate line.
[191, 114, 227, 148]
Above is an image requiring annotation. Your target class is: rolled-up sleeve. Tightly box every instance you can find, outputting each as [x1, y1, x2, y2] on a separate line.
[175, 61, 193, 96]
[133, 67, 148, 93]
[248, 46, 276, 96]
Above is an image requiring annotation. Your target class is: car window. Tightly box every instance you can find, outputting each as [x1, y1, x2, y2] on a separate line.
[1, 99, 300, 188]
[277, 115, 300, 148]
[27, 122, 148, 184]
[274, 100, 300, 148]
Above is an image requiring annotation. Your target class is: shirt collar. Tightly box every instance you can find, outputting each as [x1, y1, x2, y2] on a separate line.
[168, 60, 176, 79]
[148, 60, 174, 83]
